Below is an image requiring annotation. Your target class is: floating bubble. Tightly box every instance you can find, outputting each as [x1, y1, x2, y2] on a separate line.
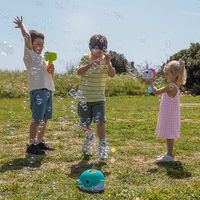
[28, 156, 36, 165]
[68, 88, 77, 98]
[46, 91, 50, 98]
[0, 41, 14, 56]
[55, 1, 64, 9]
[47, 106, 52, 112]
[70, 101, 76, 113]
[165, 39, 171, 48]
[140, 37, 146, 44]
[35, 0, 43, 6]
[114, 10, 123, 20]
[80, 121, 87, 128]
[30, 67, 38, 76]
[86, 118, 91, 124]
[51, 181, 56, 190]
[79, 101, 88, 111]
[8, 162, 13, 166]
[36, 97, 43, 105]
[95, 112, 101, 123]
[1, 12, 9, 20]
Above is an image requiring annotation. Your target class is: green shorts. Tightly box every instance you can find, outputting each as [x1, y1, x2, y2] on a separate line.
[78, 101, 106, 127]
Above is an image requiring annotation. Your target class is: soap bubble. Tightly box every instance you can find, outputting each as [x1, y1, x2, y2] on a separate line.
[36, 96, 43, 105]
[95, 112, 101, 123]
[0, 41, 14, 56]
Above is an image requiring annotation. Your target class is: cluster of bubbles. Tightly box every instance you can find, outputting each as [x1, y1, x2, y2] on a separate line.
[0, 41, 14, 56]
[140, 37, 146, 44]
[103, 10, 124, 20]
[37, 120, 45, 134]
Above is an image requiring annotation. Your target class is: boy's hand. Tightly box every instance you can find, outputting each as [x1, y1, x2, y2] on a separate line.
[88, 59, 101, 67]
[13, 16, 31, 48]
[13, 16, 23, 28]
[104, 53, 111, 65]
[47, 64, 55, 75]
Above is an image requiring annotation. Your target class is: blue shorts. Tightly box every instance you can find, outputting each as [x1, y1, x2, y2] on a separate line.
[30, 88, 53, 121]
[78, 101, 106, 127]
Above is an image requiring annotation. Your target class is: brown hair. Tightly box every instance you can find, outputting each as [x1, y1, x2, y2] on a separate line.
[89, 34, 107, 52]
[29, 30, 44, 43]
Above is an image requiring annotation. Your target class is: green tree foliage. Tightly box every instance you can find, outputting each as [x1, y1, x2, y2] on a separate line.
[109, 50, 128, 74]
[161, 43, 200, 95]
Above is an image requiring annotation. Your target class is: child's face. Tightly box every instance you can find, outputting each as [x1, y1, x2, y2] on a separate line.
[32, 38, 44, 54]
[164, 67, 176, 83]
[91, 48, 104, 59]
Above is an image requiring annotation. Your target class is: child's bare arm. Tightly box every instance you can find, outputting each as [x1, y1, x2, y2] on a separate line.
[152, 84, 177, 97]
[104, 53, 116, 77]
[107, 63, 116, 77]
[77, 62, 93, 76]
[13, 16, 32, 50]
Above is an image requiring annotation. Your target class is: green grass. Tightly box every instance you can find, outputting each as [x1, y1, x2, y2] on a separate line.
[0, 96, 199, 199]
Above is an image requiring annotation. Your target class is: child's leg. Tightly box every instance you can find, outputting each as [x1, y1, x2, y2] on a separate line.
[37, 119, 47, 143]
[97, 122, 105, 141]
[166, 139, 174, 157]
[29, 120, 40, 143]
[28, 120, 45, 155]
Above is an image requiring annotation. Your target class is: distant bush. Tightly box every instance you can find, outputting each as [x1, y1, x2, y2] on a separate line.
[0, 70, 146, 98]
[106, 75, 146, 96]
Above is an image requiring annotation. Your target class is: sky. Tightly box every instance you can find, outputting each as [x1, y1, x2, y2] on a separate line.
[1, 0, 200, 73]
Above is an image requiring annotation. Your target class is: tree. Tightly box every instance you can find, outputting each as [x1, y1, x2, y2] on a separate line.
[109, 50, 128, 74]
[160, 43, 200, 95]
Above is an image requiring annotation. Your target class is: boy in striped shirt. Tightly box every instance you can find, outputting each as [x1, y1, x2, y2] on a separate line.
[77, 34, 116, 162]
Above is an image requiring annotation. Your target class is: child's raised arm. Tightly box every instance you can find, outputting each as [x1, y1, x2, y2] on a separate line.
[13, 16, 32, 50]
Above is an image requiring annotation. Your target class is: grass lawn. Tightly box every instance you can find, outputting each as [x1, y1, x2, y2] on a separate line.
[0, 96, 199, 199]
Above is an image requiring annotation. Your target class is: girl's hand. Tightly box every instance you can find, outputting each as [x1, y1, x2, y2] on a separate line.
[13, 16, 23, 28]
[145, 79, 153, 85]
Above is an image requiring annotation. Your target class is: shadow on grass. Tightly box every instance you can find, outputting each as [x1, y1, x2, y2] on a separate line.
[0, 154, 45, 172]
[156, 161, 192, 179]
[68, 154, 111, 179]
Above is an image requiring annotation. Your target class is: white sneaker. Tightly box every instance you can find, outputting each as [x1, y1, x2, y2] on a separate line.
[156, 154, 176, 162]
[81, 131, 94, 154]
[99, 142, 108, 162]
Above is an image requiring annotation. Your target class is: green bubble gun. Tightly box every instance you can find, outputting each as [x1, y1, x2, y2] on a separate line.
[44, 51, 57, 65]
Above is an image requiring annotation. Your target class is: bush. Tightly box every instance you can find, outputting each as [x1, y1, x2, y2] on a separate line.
[0, 71, 146, 98]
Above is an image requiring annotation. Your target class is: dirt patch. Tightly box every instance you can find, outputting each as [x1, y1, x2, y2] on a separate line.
[180, 103, 200, 107]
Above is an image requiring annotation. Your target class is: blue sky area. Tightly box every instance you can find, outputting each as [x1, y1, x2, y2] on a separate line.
[1, 0, 200, 73]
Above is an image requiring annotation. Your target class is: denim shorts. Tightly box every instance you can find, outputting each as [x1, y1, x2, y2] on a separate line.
[30, 88, 52, 121]
[78, 101, 106, 127]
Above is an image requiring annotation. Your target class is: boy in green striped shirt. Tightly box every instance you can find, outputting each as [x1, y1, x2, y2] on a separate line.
[77, 34, 116, 162]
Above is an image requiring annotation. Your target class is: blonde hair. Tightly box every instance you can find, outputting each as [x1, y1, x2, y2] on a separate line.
[164, 59, 187, 86]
